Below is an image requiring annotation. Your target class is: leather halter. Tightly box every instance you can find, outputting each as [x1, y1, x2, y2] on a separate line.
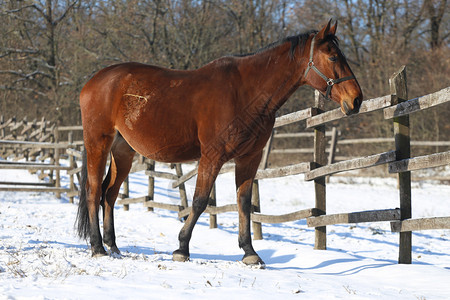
[304, 35, 355, 101]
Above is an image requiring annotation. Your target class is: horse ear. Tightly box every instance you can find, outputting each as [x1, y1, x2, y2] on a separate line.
[329, 20, 338, 35]
[317, 19, 332, 40]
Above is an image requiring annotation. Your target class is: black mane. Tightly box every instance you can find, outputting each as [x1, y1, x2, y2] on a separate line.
[232, 30, 318, 58]
[231, 29, 340, 59]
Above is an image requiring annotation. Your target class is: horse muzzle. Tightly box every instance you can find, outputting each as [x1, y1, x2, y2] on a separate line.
[341, 97, 362, 116]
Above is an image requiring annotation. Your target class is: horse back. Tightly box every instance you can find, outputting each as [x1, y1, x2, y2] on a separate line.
[80, 60, 252, 162]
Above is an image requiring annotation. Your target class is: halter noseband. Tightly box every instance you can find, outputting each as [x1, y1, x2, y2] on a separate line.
[304, 35, 355, 101]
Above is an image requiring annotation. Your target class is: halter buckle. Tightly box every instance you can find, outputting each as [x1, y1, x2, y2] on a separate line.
[326, 79, 334, 86]
[308, 61, 314, 68]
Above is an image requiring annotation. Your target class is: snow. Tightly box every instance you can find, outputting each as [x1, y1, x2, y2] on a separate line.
[1, 161, 449, 299]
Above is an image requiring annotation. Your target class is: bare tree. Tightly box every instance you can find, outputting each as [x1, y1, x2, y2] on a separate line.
[0, 0, 77, 122]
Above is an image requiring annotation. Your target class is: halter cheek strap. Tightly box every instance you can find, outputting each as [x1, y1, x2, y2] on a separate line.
[304, 35, 355, 101]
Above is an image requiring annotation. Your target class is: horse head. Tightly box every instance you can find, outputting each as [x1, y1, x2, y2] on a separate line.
[303, 20, 363, 115]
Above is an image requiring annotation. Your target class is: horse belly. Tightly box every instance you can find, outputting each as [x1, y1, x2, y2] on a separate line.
[117, 122, 201, 163]
[138, 140, 201, 163]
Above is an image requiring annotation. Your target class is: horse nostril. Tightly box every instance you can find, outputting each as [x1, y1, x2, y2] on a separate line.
[353, 97, 361, 111]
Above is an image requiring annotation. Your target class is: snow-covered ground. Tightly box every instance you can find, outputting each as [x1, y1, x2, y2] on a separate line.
[0, 161, 449, 299]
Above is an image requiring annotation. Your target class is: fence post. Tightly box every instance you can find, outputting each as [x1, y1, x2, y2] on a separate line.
[68, 131, 75, 203]
[54, 126, 61, 198]
[209, 183, 217, 229]
[252, 180, 263, 240]
[30, 119, 37, 161]
[0, 115, 4, 138]
[175, 163, 188, 210]
[260, 130, 274, 169]
[313, 90, 327, 250]
[327, 127, 338, 165]
[123, 176, 130, 211]
[146, 159, 155, 212]
[39, 117, 45, 160]
[390, 66, 412, 264]
[326, 126, 338, 183]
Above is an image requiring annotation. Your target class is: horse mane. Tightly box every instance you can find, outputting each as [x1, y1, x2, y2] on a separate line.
[232, 30, 340, 60]
[231, 30, 318, 59]
[319, 33, 340, 47]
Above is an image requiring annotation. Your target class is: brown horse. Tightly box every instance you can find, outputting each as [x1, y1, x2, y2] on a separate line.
[76, 20, 362, 266]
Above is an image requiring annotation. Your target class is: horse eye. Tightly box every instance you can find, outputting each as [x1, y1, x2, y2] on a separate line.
[329, 56, 338, 62]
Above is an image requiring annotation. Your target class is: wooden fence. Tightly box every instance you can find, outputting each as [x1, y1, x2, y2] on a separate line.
[0, 121, 83, 199]
[1, 66, 449, 264]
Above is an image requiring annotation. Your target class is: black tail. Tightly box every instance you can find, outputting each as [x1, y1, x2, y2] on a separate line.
[75, 150, 90, 240]
[75, 150, 112, 240]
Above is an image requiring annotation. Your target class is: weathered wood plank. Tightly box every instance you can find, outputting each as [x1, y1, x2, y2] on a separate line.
[66, 190, 79, 198]
[171, 163, 235, 188]
[66, 148, 82, 159]
[305, 150, 397, 181]
[178, 204, 238, 219]
[0, 118, 13, 130]
[171, 167, 198, 188]
[0, 186, 70, 193]
[143, 200, 183, 212]
[259, 130, 274, 170]
[274, 132, 315, 138]
[327, 126, 338, 165]
[389, 150, 450, 173]
[145, 170, 179, 180]
[117, 196, 149, 205]
[337, 138, 394, 144]
[255, 162, 312, 179]
[411, 141, 450, 146]
[313, 91, 327, 250]
[390, 65, 412, 264]
[307, 208, 401, 227]
[130, 162, 149, 173]
[274, 108, 315, 128]
[251, 180, 262, 239]
[384, 86, 450, 119]
[57, 125, 83, 131]
[306, 94, 392, 128]
[335, 138, 450, 146]
[274, 130, 337, 139]
[0, 181, 53, 186]
[0, 160, 54, 166]
[251, 208, 320, 224]
[391, 217, 450, 232]
[0, 163, 71, 170]
[0, 140, 67, 149]
[270, 148, 315, 154]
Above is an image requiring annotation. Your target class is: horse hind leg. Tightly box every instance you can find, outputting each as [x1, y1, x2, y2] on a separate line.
[81, 133, 115, 257]
[101, 133, 136, 255]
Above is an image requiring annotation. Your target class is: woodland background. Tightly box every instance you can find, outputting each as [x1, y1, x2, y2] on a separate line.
[0, 0, 449, 150]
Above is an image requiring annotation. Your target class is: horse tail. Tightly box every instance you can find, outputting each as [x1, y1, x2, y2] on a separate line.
[76, 150, 90, 240]
[76, 149, 113, 240]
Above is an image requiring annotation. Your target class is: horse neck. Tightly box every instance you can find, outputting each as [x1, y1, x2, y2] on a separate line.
[237, 41, 306, 116]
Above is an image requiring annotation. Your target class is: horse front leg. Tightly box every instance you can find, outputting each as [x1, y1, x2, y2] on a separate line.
[173, 158, 222, 262]
[235, 151, 265, 266]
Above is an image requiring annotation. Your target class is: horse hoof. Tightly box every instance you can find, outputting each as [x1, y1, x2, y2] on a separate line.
[242, 255, 265, 268]
[91, 247, 107, 257]
[92, 251, 107, 258]
[106, 245, 121, 255]
[172, 250, 190, 262]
